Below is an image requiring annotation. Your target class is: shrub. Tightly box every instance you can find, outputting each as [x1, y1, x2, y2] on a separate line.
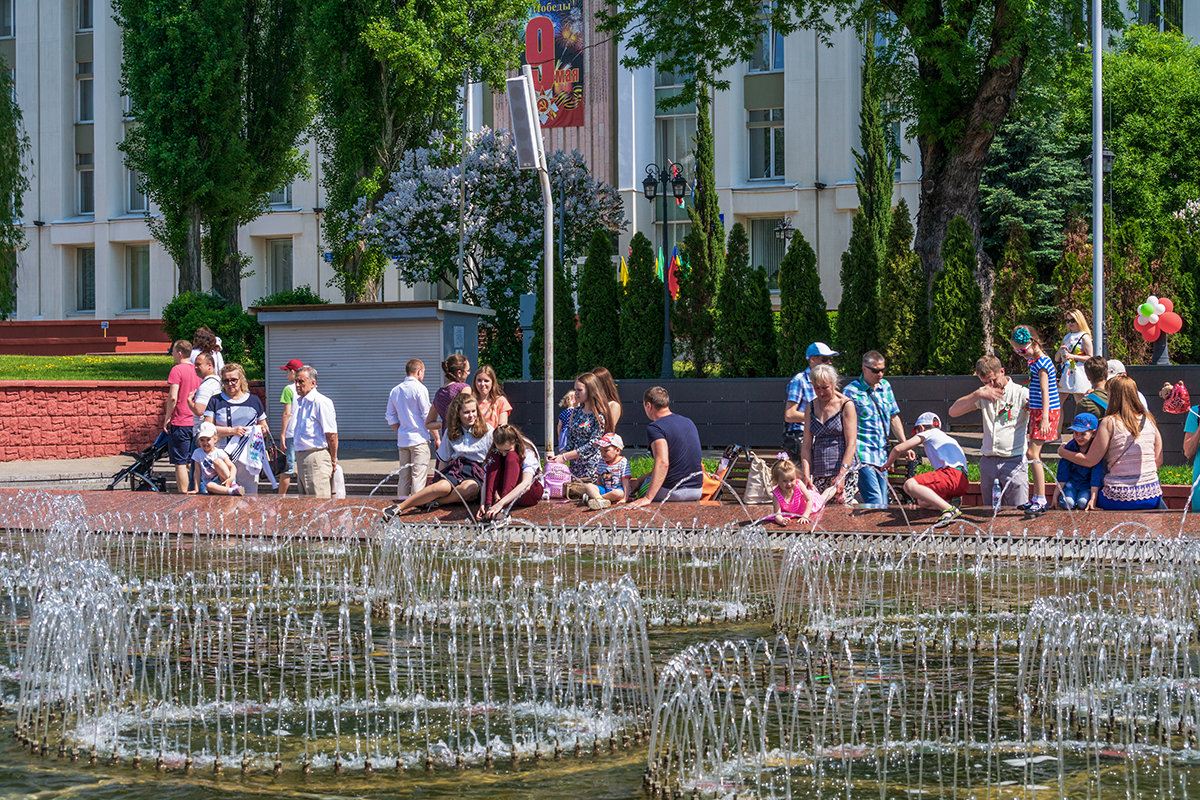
[834, 212, 881, 372]
[161, 291, 263, 375]
[745, 267, 778, 377]
[877, 200, 925, 374]
[777, 230, 830, 377]
[528, 254, 578, 380]
[619, 232, 664, 378]
[253, 284, 330, 307]
[576, 231, 620, 373]
[927, 217, 984, 374]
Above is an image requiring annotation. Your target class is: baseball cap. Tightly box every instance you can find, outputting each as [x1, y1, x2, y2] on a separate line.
[280, 358, 304, 371]
[597, 432, 624, 450]
[196, 421, 218, 440]
[1107, 359, 1126, 378]
[912, 412, 941, 431]
[806, 342, 838, 358]
[1067, 412, 1099, 433]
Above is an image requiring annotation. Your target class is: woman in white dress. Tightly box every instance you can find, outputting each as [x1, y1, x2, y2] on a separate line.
[1056, 309, 1093, 401]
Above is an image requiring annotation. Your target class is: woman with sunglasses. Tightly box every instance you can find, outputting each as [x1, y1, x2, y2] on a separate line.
[1055, 309, 1093, 401]
[203, 362, 269, 495]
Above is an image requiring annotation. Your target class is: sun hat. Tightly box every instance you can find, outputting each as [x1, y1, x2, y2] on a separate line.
[197, 421, 218, 441]
[806, 342, 838, 358]
[280, 358, 304, 371]
[912, 412, 942, 432]
[597, 432, 624, 450]
[1106, 359, 1126, 378]
[1067, 412, 1099, 433]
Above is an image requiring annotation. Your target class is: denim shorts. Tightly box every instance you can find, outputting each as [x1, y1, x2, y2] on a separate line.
[284, 437, 296, 475]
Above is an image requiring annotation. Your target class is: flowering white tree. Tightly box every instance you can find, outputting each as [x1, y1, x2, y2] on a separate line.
[356, 128, 625, 377]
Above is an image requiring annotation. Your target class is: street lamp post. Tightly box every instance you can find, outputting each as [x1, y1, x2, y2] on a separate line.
[643, 163, 687, 380]
[1084, 145, 1115, 355]
[774, 217, 795, 245]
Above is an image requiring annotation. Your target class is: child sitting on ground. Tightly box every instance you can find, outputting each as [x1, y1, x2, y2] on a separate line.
[480, 424, 544, 521]
[190, 421, 242, 496]
[1054, 412, 1105, 510]
[583, 432, 631, 510]
[770, 457, 829, 528]
[883, 412, 968, 528]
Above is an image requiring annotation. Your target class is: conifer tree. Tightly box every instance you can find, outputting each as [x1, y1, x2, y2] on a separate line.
[777, 230, 830, 376]
[855, 25, 895, 268]
[877, 199, 925, 374]
[927, 217, 984, 374]
[744, 267, 778, 377]
[715, 223, 757, 376]
[673, 86, 723, 377]
[576, 230, 620, 372]
[619, 232, 664, 378]
[528, 255, 577, 379]
[834, 212, 880, 371]
[991, 223, 1037, 374]
[1050, 211, 1093, 328]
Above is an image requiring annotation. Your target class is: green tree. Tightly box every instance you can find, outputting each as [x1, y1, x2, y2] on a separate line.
[855, 24, 895, 269]
[877, 199, 925, 374]
[619, 232, 664, 378]
[834, 212, 880, 371]
[0, 58, 29, 320]
[990, 223, 1038, 374]
[1049, 211, 1094, 331]
[598, 0, 1117, 288]
[529, 256, 578, 380]
[777, 230, 830, 376]
[1104, 216, 1153, 365]
[673, 88, 723, 377]
[927, 217, 984, 374]
[1063, 26, 1200, 242]
[716, 222, 767, 376]
[576, 231, 620, 373]
[744, 267, 779, 377]
[308, 0, 526, 302]
[980, 83, 1091, 274]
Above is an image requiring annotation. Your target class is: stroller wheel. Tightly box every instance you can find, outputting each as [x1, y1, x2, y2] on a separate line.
[129, 473, 163, 492]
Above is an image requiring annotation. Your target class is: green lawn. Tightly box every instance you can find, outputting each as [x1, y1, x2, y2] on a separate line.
[913, 460, 1193, 487]
[0, 354, 177, 382]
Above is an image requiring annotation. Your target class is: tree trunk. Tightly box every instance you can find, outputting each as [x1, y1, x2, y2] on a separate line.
[180, 206, 203, 295]
[911, 0, 1027, 354]
[206, 217, 243, 310]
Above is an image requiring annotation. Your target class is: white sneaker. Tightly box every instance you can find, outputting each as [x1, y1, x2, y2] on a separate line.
[587, 497, 611, 510]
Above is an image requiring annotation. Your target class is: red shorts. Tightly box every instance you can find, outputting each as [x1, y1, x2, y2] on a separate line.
[914, 466, 968, 500]
[1027, 407, 1061, 441]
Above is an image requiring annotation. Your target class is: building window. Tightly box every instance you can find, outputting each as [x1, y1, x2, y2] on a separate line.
[1140, 0, 1182, 30]
[653, 114, 697, 259]
[77, 153, 94, 215]
[749, 19, 784, 72]
[267, 238, 294, 295]
[76, 248, 95, 312]
[750, 218, 787, 289]
[128, 168, 147, 213]
[78, 0, 93, 30]
[748, 108, 784, 180]
[77, 62, 93, 122]
[126, 245, 150, 310]
[267, 184, 292, 207]
[0, 0, 13, 38]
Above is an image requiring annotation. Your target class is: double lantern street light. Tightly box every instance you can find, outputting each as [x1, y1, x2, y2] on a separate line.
[642, 163, 688, 380]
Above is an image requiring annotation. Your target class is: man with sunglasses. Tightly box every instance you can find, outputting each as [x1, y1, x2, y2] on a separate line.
[783, 342, 838, 460]
[843, 351, 909, 508]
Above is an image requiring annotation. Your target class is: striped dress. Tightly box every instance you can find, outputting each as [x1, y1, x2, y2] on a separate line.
[1027, 355, 1060, 411]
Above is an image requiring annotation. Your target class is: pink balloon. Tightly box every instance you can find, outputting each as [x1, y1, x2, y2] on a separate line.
[1134, 317, 1152, 333]
[1159, 311, 1183, 335]
[1161, 297, 1175, 313]
[1141, 322, 1161, 342]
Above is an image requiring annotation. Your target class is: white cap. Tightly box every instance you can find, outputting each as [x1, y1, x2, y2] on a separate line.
[912, 412, 941, 431]
[1107, 359, 1126, 378]
[598, 432, 624, 450]
[197, 421, 218, 440]
[806, 341, 838, 358]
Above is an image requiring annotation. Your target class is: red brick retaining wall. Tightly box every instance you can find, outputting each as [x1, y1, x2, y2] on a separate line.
[0, 381, 266, 462]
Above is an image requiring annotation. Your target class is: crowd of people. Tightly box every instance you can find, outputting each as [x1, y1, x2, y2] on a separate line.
[159, 307, 1191, 523]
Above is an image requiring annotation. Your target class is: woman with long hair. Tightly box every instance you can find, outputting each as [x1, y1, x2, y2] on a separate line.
[591, 366, 622, 432]
[391, 391, 492, 517]
[1056, 309, 1093, 400]
[190, 326, 225, 374]
[473, 365, 512, 428]
[480, 424, 543, 520]
[425, 353, 471, 447]
[549, 371, 607, 480]
[1057, 375, 1163, 510]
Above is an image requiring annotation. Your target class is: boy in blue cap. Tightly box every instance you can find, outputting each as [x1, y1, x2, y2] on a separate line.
[1054, 412, 1105, 510]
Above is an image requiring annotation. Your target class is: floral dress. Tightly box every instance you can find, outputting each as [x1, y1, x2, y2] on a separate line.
[562, 407, 606, 480]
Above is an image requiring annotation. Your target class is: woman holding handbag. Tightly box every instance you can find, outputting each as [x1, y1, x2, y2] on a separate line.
[1056, 309, 1093, 401]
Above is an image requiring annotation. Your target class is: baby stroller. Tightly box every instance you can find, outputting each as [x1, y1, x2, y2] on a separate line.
[106, 430, 169, 492]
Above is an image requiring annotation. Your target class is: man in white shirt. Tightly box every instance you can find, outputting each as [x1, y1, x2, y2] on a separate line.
[186, 352, 222, 493]
[293, 365, 339, 498]
[385, 358, 432, 500]
[948, 354, 1030, 506]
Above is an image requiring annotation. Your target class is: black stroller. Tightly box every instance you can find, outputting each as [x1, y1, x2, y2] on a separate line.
[106, 430, 170, 492]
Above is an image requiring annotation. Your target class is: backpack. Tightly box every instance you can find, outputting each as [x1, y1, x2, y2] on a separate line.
[542, 461, 572, 499]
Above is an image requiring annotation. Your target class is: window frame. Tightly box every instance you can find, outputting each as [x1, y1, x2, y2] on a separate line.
[77, 153, 94, 215]
[0, 0, 14, 39]
[749, 217, 787, 290]
[76, 248, 96, 312]
[748, 20, 784, 72]
[127, 167, 147, 214]
[747, 107, 785, 181]
[78, 0, 93, 31]
[266, 238, 294, 295]
[125, 244, 151, 311]
[77, 62, 93, 123]
[267, 184, 293, 207]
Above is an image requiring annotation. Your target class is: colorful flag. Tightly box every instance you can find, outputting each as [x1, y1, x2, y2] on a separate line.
[656, 247, 665, 281]
[619, 256, 628, 286]
[668, 244, 680, 300]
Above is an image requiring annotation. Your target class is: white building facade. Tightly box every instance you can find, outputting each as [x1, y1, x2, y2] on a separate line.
[7, 0, 1198, 321]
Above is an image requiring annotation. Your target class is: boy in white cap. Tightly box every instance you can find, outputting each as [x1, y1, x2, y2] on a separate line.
[883, 412, 968, 527]
[190, 421, 243, 496]
[583, 432, 631, 510]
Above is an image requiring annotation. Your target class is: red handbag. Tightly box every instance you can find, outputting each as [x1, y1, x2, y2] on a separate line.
[1163, 381, 1191, 414]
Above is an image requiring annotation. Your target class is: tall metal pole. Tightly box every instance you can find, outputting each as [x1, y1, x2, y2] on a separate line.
[1091, 0, 1105, 357]
[457, 68, 471, 304]
[521, 66, 555, 453]
[659, 168, 673, 379]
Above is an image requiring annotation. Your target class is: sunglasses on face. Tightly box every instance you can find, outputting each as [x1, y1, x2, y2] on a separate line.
[221, 378, 239, 384]
[866, 366, 885, 374]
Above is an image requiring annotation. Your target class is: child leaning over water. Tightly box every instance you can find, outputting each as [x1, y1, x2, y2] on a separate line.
[769, 457, 829, 528]
[1054, 413, 1104, 510]
[883, 412, 968, 529]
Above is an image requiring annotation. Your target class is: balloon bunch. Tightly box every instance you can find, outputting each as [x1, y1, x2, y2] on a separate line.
[1133, 295, 1183, 342]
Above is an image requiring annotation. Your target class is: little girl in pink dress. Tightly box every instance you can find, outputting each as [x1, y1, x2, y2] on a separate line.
[770, 457, 833, 527]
